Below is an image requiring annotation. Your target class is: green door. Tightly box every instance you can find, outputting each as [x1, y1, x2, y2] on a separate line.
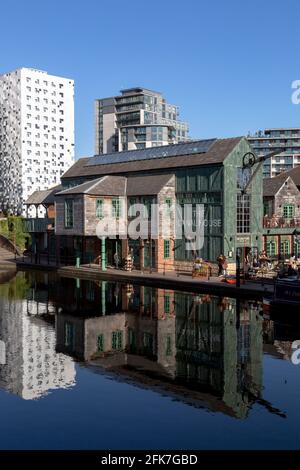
[128, 239, 140, 268]
[144, 240, 155, 268]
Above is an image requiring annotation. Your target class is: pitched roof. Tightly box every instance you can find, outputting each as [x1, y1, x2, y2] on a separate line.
[24, 185, 62, 205]
[263, 165, 300, 197]
[62, 137, 243, 180]
[263, 177, 287, 197]
[56, 173, 174, 197]
[56, 176, 127, 196]
[273, 165, 300, 187]
[127, 174, 173, 196]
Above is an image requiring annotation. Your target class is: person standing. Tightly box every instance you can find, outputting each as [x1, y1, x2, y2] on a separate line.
[217, 254, 224, 276]
[114, 251, 119, 269]
[222, 256, 228, 277]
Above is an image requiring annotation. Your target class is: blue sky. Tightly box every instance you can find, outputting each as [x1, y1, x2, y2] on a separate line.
[1, 0, 300, 158]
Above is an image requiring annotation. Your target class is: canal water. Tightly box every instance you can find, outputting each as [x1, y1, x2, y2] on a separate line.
[0, 269, 299, 449]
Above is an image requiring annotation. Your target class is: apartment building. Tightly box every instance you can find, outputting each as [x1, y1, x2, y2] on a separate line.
[0, 67, 74, 214]
[95, 87, 189, 154]
[248, 128, 300, 178]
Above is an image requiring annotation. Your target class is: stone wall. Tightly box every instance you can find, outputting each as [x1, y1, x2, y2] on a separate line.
[84, 195, 127, 237]
[274, 177, 300, 217]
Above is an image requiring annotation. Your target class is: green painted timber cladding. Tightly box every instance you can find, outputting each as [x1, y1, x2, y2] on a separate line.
[223, 138, 263, 257]
[175, 138, 263, 262]
[175, 166, 223, 261]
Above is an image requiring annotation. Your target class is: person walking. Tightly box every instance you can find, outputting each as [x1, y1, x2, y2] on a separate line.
[217, 254, 224, 276]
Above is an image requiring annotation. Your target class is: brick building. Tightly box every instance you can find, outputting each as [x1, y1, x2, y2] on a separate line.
[263, 168, 300, 258]
[24, 137, 263, 271]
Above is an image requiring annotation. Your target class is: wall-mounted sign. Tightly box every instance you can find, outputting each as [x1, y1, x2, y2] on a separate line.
[236, 236, 251, 245]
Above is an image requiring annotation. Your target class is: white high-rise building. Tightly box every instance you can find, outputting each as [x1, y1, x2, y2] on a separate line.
[0, 67, 75, 214]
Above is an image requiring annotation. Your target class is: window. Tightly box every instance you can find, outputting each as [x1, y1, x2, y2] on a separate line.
[266, 240, 277, 257]
[64, 322, 74, 348]
[97, 334, 104, 352]
[164, 240, 170, 259]
[237, 194, 251, 233]
[143, 332, 153, 355]
[283, 204, 295, 218]
[128, 197, 137, 217]
[112, 198, 121, 218]
[237, 168, 251, 190]
[294, 239, 300, 257]
[263, 202, 270, 217]
[112, 331, 123, 350]
[96, 199, 104, 219]
[165, 198, 172, 215]
[64, 199, 74, 228]
[164, 294, 170, 314]
[166, 335, 172, 356]
[142, 198, 152, 218]
[86, 281, 95, 301]
[280, 240, 290, 257]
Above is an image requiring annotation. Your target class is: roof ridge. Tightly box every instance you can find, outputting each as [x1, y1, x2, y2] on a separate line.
[83, 176, 106, 194]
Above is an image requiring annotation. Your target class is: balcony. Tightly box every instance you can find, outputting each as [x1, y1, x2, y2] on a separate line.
[24, 218, 55, 233]
[263, 216, 300, 229]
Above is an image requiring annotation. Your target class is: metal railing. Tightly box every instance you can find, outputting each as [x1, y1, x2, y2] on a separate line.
[263, 216, 300, 228]
[23, 218, 55, 233]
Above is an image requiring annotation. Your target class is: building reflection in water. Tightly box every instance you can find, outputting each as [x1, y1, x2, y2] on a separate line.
[0, 272, 76, 400]
[54, 276, 266, 419]
[0, 271, 292, 417]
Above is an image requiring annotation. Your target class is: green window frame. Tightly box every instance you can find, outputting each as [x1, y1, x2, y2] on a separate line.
[164, 294, 170, 314]
[142, 197, 152, 218]
[280, 240, 290, 257]
[166, 335, 172, 356]
[294, 239, 300, 257]
[143, 332, 153, 354]
[64, 199, 74, 228]
[165, 198, 172, 215]
[128, 197, 137, 217]
[97, 334, 104, 352]
[64, 321, 74, 348]
[263, 202, 270, 217]
[283, 204, 295, 218]
[164, 240, 170, 259]
[266, 240, 277, 257]
[96, 198, 104, 219]
[86, 280, 95, 301]
[112, 198, 122, 218]
[112, 330, 123, 350]
[128, 328, 136, 351]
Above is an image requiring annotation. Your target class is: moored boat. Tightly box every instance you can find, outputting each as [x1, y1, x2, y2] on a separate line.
[269, 277, 300, 309]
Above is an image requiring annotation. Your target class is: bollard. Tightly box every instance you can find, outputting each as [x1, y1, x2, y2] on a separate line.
[76, 256, 80, 268]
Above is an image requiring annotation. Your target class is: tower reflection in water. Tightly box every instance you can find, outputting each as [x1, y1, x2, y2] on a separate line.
[0, 272, 291, 419]
[0, 272, 76, 400]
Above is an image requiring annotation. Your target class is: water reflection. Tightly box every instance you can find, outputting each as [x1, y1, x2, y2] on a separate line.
[0, 273, 75, 400]
[0, 271, 294, 419]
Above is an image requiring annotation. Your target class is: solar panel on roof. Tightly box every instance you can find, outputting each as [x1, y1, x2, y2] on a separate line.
[87, 139, 217, 166]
